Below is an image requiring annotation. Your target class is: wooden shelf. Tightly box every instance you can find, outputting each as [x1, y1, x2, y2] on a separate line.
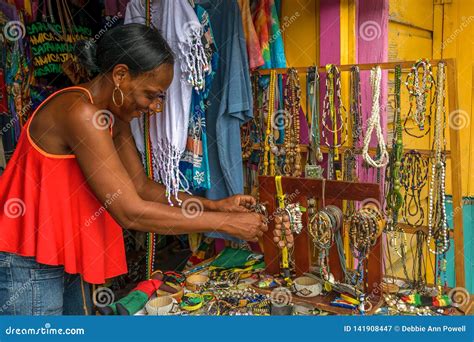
[252, 143, 451, 157]
[254, 59, 453, 74]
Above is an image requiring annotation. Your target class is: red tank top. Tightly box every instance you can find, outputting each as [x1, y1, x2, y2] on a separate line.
[0, 87, 127, 284]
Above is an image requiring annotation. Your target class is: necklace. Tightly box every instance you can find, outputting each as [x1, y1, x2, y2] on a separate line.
[412, 231, 428, 294]
[343, 67, 363, 186]
[349, 204, 383, 290]
[309, 205, 343, 280]
[283, 68, 302, 177]
[385, 65, 404, 231]
[400, 150, 428, 227]
[404, 58, 435, 137]
[322, 64, 348, 180]
[362, 66, 389, 168]
[350, 66, 363, 150]
[263, 70, 277, 176]
[305, 66, 324, 179]
[427, 61, 449, 255]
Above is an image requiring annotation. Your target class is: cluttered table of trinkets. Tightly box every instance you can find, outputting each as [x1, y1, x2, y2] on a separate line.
[97, 247, 466, 317]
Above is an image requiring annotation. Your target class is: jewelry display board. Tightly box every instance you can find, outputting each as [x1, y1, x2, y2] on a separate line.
[259, 176, 382, 295]
[257, 59, 466, 290]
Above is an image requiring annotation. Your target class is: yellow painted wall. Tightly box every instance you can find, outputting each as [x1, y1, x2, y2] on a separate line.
[438, 0, 474, 196]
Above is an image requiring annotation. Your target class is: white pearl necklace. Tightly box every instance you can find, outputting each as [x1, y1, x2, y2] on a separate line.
[362, 66, 389, 168]
[427, 62, 449, 255]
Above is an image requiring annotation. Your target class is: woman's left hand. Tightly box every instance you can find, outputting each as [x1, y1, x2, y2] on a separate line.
[211, 194, 257, 213]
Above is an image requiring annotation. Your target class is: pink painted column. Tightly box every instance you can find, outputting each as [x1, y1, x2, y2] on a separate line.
[356, 0, 389, 184]
[356, 0, 390, 280]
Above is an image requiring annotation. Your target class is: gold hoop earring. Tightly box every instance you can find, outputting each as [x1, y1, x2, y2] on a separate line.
[112, 84, 124, 107]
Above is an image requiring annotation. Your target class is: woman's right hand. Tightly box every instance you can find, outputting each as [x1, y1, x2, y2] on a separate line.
[223, 212, 268, 242]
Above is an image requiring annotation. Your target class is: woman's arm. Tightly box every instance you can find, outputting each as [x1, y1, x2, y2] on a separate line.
[110, 120, 214, 208]
[112, 120, 255, 212]
[62, 102, 267, 241]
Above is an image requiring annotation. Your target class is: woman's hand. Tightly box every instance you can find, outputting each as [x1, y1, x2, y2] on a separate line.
[210, 194, 257, 213]
[222, 212, 268, 242]
[273, 212, 294, 249]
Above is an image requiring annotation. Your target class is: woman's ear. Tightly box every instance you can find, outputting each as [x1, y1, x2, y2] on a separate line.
[112, 64, 131, 85]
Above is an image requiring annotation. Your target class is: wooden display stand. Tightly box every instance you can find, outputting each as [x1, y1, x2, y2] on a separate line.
[259, 176, 382, 295]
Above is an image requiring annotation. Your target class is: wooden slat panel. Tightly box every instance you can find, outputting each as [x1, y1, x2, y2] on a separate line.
[389, 0, 434, 32]
[388, 22, 433, 61]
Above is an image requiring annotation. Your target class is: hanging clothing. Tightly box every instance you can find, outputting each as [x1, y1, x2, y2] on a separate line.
[1, 1, 28, 154]
[179, 4, 217, 192]
[267, 0, 286, 68]
[196, 0, 253, 241]
[252, 0, 271, 68]
[237, 0, 264, 70]
[252, 0, 286, 69]
[126, 0, 208, 203]
[0, 87, 127, 284]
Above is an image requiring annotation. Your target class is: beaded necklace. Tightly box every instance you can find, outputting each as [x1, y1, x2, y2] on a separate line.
[283, 68, 302, 177]
[350, 66, 363, 151]
[404, 59, 435, 138]
[385, 65, 404, 231]
[242, 74, 260, 162]
[305, 66, 324, 178]
[349, 204, 383, 290]
[309, 205, 343, 281]
[362, 66, 389, 168]
[427, 62, 449, 255]
[263, 70, 277, 176]
[343, 66, 363, 200]
[241, 121, 252, 160]
[400, 150, 428, 227]
[412, 231, 428, 294]
[321, 64, 348, 179]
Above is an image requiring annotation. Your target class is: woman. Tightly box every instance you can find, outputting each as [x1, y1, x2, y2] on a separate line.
[0, 24, 267, 315]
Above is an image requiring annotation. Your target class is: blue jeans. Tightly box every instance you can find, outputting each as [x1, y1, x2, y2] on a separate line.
[0, 252, 92, 315]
